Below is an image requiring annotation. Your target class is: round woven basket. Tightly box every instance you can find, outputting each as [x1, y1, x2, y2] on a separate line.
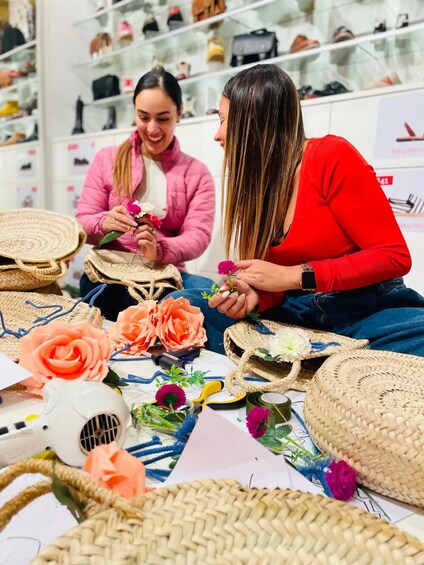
[224, 320, 368, 394]
[0, 209, 85, 276]
[0, 460, 422, 565]
[0, 291, 103, 362]
[304, 350, 424, 508]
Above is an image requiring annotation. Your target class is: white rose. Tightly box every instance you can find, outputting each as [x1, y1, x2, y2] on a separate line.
[268, 327, 311, 362]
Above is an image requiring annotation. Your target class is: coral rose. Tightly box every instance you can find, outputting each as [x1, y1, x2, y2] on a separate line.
[19, 320, 112, 397]
[156, 296, 207, 350]
[107, 301, 158, 356]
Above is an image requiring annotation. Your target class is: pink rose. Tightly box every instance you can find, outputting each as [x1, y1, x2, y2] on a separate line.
[19, 320, 112, 397]
[156, 297, 207, 350]
[217, 260, 237, 275]
[108, 301, 158, 356]
[127, 199, 141, 214]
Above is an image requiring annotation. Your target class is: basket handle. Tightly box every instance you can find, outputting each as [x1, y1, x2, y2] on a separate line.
[225, 347, 302, 396]
[14, 258, 68, 280]
[0, 459, 143, 532]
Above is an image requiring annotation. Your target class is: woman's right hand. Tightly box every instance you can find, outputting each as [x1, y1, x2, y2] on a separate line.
[209, 279, 259, 320]
[102, 205, 138, 233]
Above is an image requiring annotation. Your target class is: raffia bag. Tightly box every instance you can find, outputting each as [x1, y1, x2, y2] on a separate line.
[84, 248, 183, 301]
[0, 460, 422, 564]
[224, 320, 368, 395]
[0, 291, 103, 362]
[304, 349, 424, 508]
[0, 209, 86, 290]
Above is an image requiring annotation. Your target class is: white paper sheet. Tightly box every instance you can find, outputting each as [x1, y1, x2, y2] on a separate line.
[0, 353, 31, 391]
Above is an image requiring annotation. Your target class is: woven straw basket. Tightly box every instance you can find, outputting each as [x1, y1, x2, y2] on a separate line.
[84, 248, 183, 301]
[0, 460, 422, 564]
[0, 291, 103, 362]
[304, 350, 424, 508]
[224, 320, 368, 395]
[0, 209, 86, 289]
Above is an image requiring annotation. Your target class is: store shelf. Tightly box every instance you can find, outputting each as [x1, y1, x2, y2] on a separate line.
[0, 114, 37, 132]
[75, 0, 154, 27]
[0, 77, 38, 97]
[0, 40, 37, 64]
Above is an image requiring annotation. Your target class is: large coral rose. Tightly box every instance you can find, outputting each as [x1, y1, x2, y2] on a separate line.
[19, 320, 112, 397]
[107, 301, 158, 356]
[156, 296, 207, 350]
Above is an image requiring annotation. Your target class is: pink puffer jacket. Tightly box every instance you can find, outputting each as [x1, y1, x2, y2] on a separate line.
[76, 130, 215, 271]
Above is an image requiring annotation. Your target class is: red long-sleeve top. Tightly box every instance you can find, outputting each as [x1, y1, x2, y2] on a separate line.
[258, 135, 411, 312]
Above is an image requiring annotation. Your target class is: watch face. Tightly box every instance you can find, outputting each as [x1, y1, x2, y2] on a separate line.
[302, 270, 317, 290]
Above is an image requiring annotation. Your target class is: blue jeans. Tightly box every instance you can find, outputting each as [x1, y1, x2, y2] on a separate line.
[165, 278, 424, 356]
[80, 271, 213, 321]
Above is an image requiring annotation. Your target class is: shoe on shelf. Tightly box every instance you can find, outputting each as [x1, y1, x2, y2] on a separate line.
[102, 106, 117, 130]
[167, 6, 184, 30]
[116, 20, 133, 45]
[314, 81, 350, 96]
[374, 19, 387, 33]
[0, 131, 26, 146]
[396, 122, 424, 142]
[396, 13, 409, 29]
[0, 100, 20, 118]
[143, 15, 159, 38]
[331, 26, 354, 43]
[207, 37, 224, 63]
[176, 61, 191, 80]
[290, 34, 320, 53]
[21, 122, 38, 143]
[364, 71, 401, 90]
[182, 95, 196, 119]
[297, 85, 320, 100]
[0, 69, 13, 88]
[90, 32, 113, 58]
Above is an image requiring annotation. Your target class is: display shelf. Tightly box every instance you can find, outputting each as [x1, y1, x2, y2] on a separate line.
[0, 114, 37, 132]
[0, 77, 38, 98]
[75, 0, 155, 27]
[0, 40, 37, 64]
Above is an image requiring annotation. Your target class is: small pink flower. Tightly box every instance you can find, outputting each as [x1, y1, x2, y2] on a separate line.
[145, 213, 162, 228]
[127, 200, 141, 214]
[325, 460, 356, 501]
[155, 384, 186, 409]
[217, 260, 237, 276]
[246, 406, 269, 438]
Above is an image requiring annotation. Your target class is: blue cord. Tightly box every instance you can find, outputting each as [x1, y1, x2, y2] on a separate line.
[127, 435, 161, 453]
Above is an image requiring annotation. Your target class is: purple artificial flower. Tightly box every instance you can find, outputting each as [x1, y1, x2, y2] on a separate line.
[127, 200, 142, 215]
[155, 384, 186, 410]
[217, 260, 237, 276]
[246, 406, 269, 439]
[325, 460, 356, 501]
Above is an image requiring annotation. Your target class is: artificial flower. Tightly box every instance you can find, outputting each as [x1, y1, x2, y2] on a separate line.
[19, 320, 112, 397]
[99, 201, 162, 247]
[325, 460, 357, 501]
[156, 296, 207, 350]
[108, 301, 158, 356]
[155, 383, 187, 409]
[246, 406, 269, 438]
[83, 441, 153, 498]
[268, 327, 311, 362]
[217, 260, 237, 276]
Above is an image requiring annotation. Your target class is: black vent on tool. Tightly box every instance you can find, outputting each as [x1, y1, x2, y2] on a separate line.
[79, 413, 120, 454]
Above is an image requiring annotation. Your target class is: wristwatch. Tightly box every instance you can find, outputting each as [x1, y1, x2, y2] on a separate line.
[301, 263, 317, 291]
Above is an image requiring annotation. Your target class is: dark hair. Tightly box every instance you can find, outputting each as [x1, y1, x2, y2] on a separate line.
[132, 66, 182, 112]
[221, 64, 305, 259]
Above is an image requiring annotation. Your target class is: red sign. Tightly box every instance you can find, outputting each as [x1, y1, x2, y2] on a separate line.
[376, 175, 394, 186]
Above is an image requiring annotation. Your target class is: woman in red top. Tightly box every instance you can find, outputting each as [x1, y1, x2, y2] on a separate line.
[167, 64, 424, 355]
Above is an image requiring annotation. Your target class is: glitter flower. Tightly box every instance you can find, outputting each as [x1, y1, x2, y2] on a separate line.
[268, 327, 311, 362]
[325, 460, 357, 501]
[217, 260, 237, 276]
[155, 383, 187, 409]
[246, 406, 269, 439]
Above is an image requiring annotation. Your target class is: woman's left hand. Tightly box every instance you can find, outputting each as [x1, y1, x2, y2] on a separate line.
[235, 259, 302, 292]
[133, 223, 158, 262]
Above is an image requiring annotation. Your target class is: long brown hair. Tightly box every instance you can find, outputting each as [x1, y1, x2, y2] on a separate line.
[222, 64, 305, 259]
[113, 67, 183, 197]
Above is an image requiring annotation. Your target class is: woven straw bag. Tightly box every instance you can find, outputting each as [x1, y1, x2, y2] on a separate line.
[84, 248, 183, 301]
[0, 460, 422, 564]
[304, 349, 424, 508]
[0, 209, 86, 289]
[224, 320, 368, 395]
[0, 291, 103, 362]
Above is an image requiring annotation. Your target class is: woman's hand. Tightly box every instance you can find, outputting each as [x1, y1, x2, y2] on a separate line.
[209, 279, 259, 320]
[133, 222, 158, 262]
[235, 260, 302, 292]
[102, 205, 138, 233]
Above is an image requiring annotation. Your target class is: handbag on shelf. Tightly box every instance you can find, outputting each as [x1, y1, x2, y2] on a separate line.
[92, 74, 120, 100]
[192, 0, 226, 23]
[230, 29, 278, 67]
[84, 248, 183, 301]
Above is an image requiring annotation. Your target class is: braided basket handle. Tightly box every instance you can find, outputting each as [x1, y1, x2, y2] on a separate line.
[225, 347, 301, 396]
[14, 258, 68, 280]
[127, 280, 182, 302]
[0, 459, 143, 532]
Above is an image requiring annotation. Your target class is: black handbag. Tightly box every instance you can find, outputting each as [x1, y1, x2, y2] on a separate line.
[1, 24, 25, 54]
[92, 75, 121, 100]
[230, 29, 278, 67]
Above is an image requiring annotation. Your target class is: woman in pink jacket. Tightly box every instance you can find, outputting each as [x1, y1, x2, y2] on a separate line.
[77, 67, 215, 320]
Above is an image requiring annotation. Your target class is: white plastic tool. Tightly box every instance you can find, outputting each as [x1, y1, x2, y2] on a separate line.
[0, 379, 130, 467]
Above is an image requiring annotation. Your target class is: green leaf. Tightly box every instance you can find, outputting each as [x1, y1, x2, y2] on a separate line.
[103, 367, 129, 388]
[257, 348, 269, 355]
[52, 463, 85, 523]
[275, 424, 292, 438]
[99, 230, 125, 247]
